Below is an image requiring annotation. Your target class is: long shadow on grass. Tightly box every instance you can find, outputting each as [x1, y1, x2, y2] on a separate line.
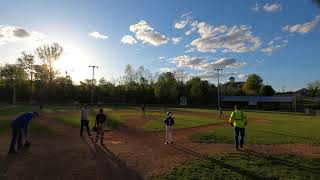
[81, 136, 142, 180]
[243, 149, 320, 175]
[257, 130, 320, 142]
[169, 144, 266, 179]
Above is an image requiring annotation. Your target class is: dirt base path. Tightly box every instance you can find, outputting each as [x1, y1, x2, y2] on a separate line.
[0, 115, 141, 180]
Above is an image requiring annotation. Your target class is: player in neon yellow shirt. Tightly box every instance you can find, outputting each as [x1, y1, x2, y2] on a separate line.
[229, 105, 247, 150]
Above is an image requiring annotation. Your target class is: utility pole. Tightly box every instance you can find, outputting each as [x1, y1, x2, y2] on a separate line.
[214, 68, 223, 110]
[89, 65, 98, 105]
[30, 70, 34, 99]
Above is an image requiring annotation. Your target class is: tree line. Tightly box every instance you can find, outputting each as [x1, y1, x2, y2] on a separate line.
[3, 42, 319, 105]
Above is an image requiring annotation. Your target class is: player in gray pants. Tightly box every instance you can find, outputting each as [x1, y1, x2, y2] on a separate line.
[164, 112, 175, 144]
[95, 109, 107, 144]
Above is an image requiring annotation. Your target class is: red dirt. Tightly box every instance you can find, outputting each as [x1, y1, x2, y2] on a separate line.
[1, 112, 320, 180]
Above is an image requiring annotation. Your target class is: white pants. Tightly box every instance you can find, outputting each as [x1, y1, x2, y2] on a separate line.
[166, 126, 173, 142]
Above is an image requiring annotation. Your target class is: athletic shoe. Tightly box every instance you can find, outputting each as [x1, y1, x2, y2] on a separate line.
[170, 141, 173, 144]
[165, 142, 168, 144]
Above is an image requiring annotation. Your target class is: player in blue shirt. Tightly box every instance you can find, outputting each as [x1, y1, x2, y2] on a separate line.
[8, 112, 39, 154]
[164, 112, 175, 144]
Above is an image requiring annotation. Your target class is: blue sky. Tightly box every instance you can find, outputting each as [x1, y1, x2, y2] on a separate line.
[0, 0, 320, 91]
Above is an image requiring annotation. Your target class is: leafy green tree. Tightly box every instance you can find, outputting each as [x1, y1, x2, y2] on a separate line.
[17, 51, 35, 79]
[35, 43, 63, 82]
[124, 64, 136, 84]
[154, 72, 178, 103]
[307, 80, 320, 97]
[242, 74, 263, 96]
[1, 64, 27, 104]
[17, 51, 36, 96]
[187, 77, 202, 101]
[259, 85, 275, 96]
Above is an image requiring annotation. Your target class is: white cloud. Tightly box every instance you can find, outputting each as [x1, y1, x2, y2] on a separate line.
[159, 67, 177, 73]
[226, 61, 248, 69]
[185, 21, 198, 35]
[88, 31, 109, 39]
[121, 35, 137, 44]
[198, 58, 247, 70]
[237, 73, 248, 79]
[252, 2, 259, 12]
[129, 20, 169, 46]
[263, 3, 282, 12]
[169, 54, 247, 83]
[175, 19, 189, 29]
[171, 55, 207, 68]
[282, 15, 320, 34]
[190, 22, 261, 53]
[261, 37, 288, 55]
[175, 12, 192, 29]
[196, 71, 246, 82]
[172, 37, 182, 44]
[158, 56, 166, 60]
[171, 56, 247, 71]
[0, 25, 46, 46]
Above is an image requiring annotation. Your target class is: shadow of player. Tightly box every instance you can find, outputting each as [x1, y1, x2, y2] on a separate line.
[81, 136, 142, 180]
[169, 143, 266, 179]
[242, 149, 320, 175]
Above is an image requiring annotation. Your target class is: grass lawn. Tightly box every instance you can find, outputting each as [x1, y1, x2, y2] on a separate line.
[0, 117, 52, 137]
[54, 108, 136, 129]
[0, 105, 79, 116]
[143, 110, 222, 132]
[0, 105, 40, 116]
[157, 153, 320, 180]
[191, 112, 320, 144]
[0, 105, 76, 137]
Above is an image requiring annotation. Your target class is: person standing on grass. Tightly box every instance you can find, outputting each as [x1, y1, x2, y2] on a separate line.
[229, 105, 247, 151]
[219, 107, 224, 119]
[80, 104, 91, 137]
[164, 111, 175, 144]
[95, 108, 107, 145]
[8, 112, 39, 154]
[141, 105, 146, 117]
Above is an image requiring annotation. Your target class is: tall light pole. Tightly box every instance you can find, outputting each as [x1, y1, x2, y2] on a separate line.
[214, 68, 223, 110]
[89, 65, 98, 104]
[30, 70, 35, 99]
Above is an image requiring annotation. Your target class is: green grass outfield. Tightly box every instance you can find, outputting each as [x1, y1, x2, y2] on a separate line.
[51, 106, 223, 131]
[0, 105, 74, 136]
[53, 108, 136, 129]
[0, 116, 52, 137]
[191, 111, 320, 144]
[143, 110, 222, 131]
[156, 152, 320, 180]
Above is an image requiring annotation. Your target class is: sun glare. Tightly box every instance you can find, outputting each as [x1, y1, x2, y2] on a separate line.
[54, 44, 92, 83]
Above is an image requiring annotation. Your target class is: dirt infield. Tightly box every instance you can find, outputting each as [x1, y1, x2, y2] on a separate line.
[0, 115, 141, 180]
[1, 113, 320, 180]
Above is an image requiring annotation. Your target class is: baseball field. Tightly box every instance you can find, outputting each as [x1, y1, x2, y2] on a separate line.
[0, 105, 319, 179]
